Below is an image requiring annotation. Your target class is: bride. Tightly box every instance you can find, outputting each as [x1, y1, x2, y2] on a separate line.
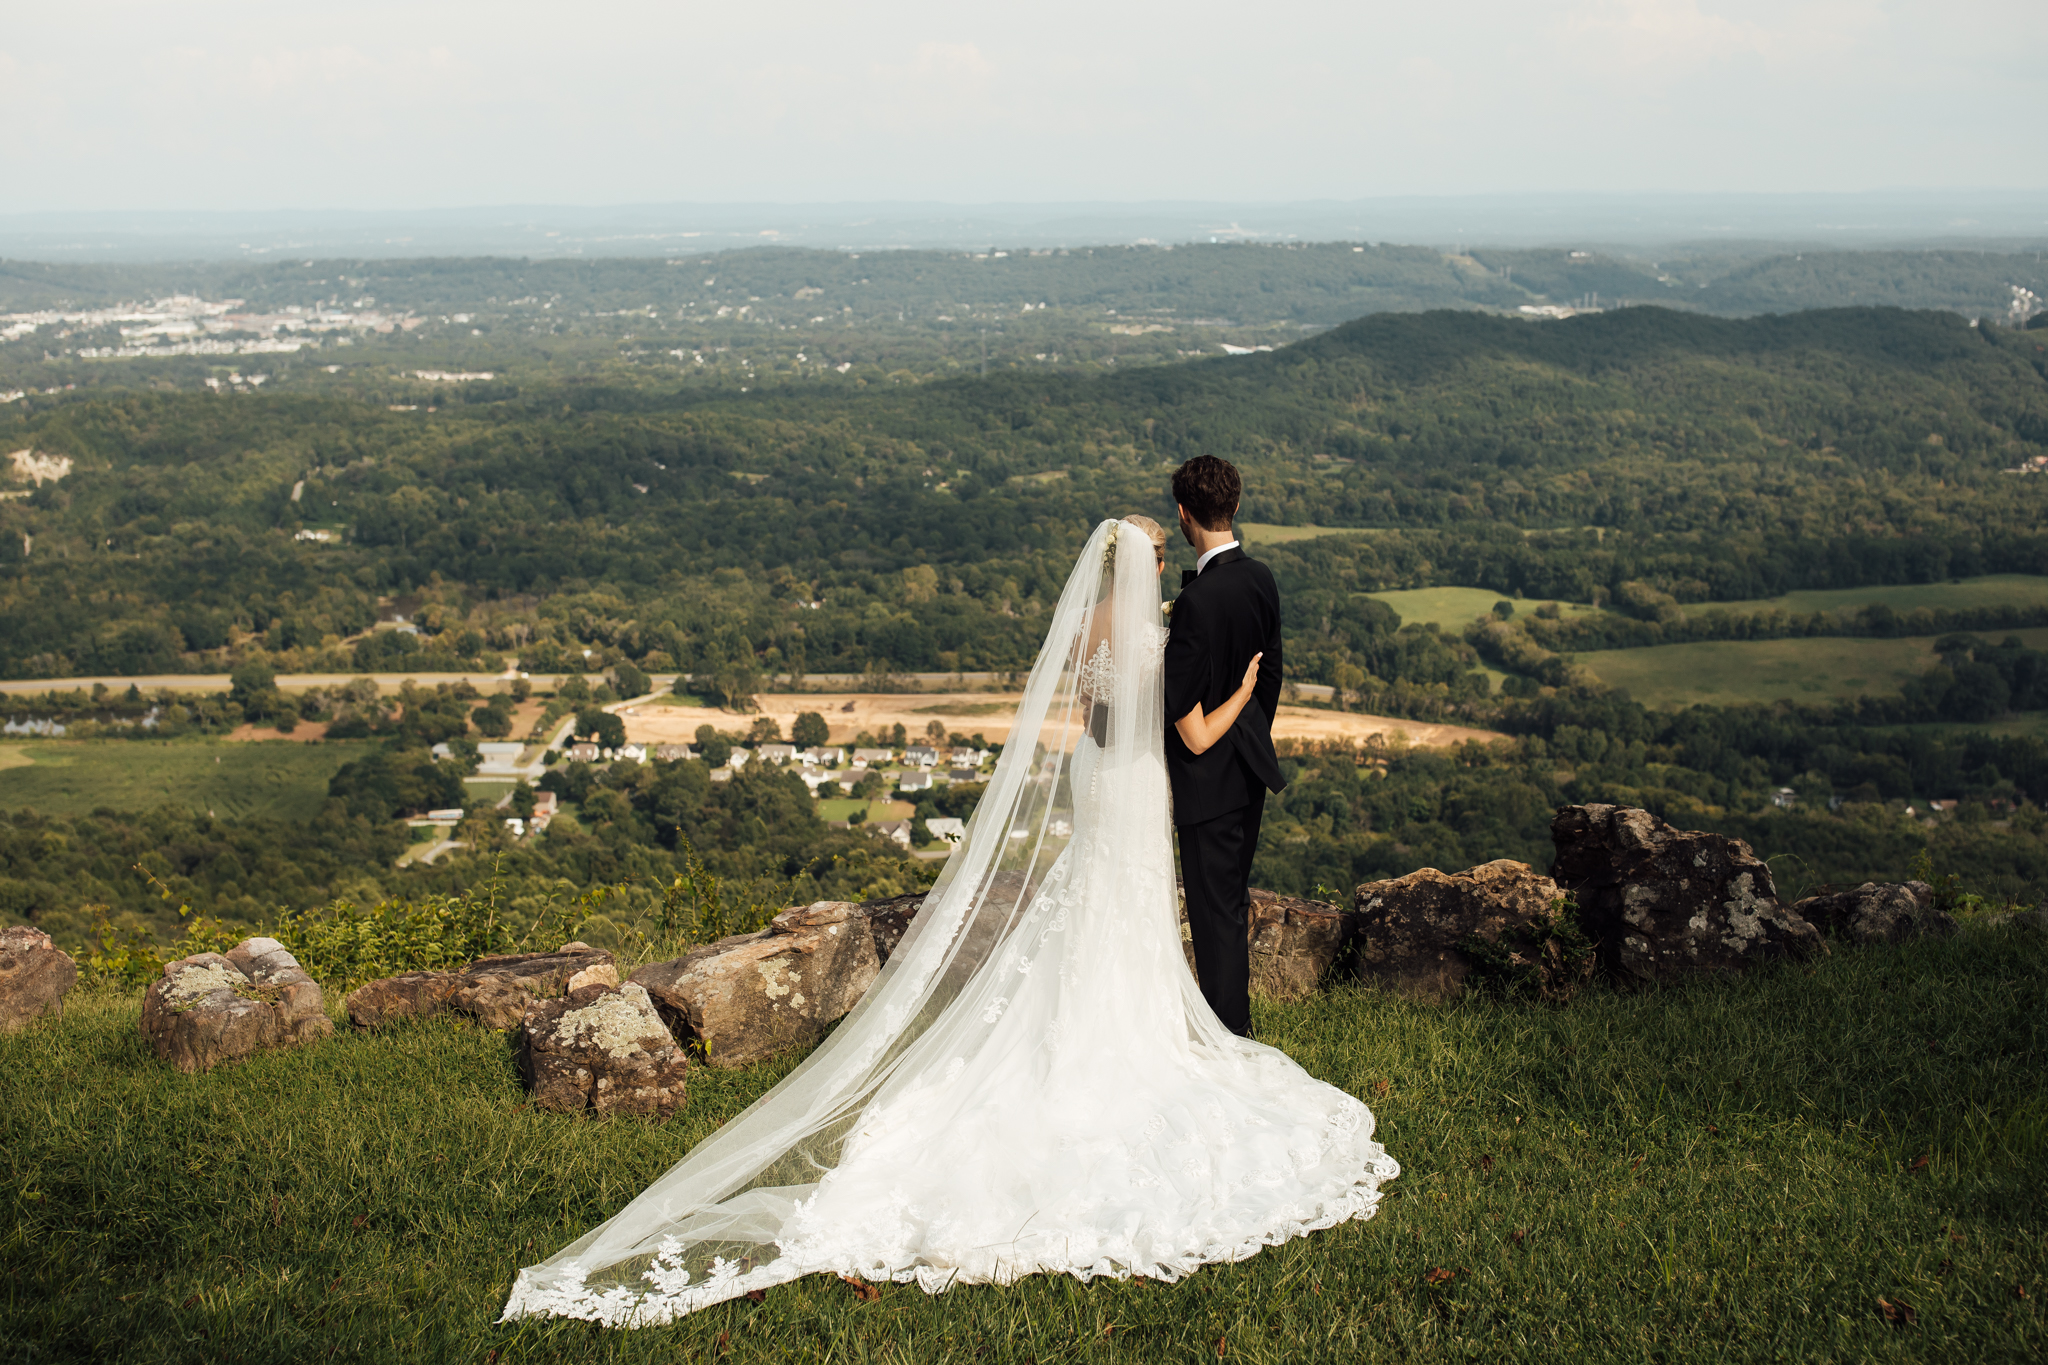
[502, 518, 1399, 1326]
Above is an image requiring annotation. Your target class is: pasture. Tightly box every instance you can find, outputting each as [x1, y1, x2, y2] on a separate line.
[1680, 574, 2048, 620]
[1363, 587, 1601, 632]
[0, 739, 373, 822]
[1580, 630, 2048, 709]
[4, 925, 2041, 1362]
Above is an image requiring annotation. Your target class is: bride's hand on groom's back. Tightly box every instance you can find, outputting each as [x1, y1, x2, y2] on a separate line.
[1240, 652, 1264, 697]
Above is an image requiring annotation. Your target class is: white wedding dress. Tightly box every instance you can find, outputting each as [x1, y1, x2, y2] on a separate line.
[502, 521, 1398, 1327]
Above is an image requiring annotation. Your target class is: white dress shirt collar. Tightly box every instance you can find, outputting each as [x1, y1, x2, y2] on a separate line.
[1195, 539, 1240, 575]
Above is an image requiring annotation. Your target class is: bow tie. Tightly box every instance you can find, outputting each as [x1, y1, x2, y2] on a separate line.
[1181, 569, 1198, 589]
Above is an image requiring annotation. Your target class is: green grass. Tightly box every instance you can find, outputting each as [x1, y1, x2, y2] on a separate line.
[815, 798, 911, 824]
[0, 739, 375, 821]
[5, 927, 2042, 1362]
[1238, 522, 1384, 547]
[1364, 587, 1601, 631]
[1580, 630, 2048, 708]
[1681, 574, 2048, 620]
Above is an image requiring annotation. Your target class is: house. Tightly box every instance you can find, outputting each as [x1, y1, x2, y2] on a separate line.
[948, 768, 980, 783]
[925, 817, 966, 845]
[476, 741, 526, 774]
[653, 743, 695, 762]
[757, 743, 797, 765]
[947, 747, 985, 769]
[709, 767, 734, 783]
[566, 742, 601, 763]
[897, 770, 933, 792]
[802, 746, 844, 768]
[533, 790, 558, 815]
[871, 818, 913, 849]
[1771, 788, 1796, 809]
[616, 743, 648, 764]
[851, 748, 894, 768]
[728, 748, 751, 769]
[904, 745, 939, 768]
[426, 807, 465, 822]
[796, 765, 833, 792]
[504, 817, 526, 837]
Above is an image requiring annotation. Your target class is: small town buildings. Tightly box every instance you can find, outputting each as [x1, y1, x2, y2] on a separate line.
[871, 818, 913, 849]
[947, 747, 985, 769]
[799, 746, 845, 768]
[948, 768, 980, 783]
[851, 748, 894, 768]
[616, 743, 647, 764]
[653, 743, 695, 762]
[904, 745, 939, 767]
[566, 742, 601, 763]
[757, 744, 797, 765]
[897, 770, 933, 792]
[709, 767, 734, 783]
[426, 807, 464, 822]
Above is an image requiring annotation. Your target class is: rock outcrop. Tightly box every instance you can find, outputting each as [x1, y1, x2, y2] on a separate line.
[1246, 891, 1351, 1000]
[1550, 804, 1825, 985]
[345, 944, 617, 1030]
[1790, 881, 1955, 945]
[448, 946, 620, 1029]
[519, 981, 690, 1117]
[141, 937, 333, 1073]
[0, 925, 77, 1033]
[1349, 860, 1588, 1002]
[632, 901, 881, 1068]
[857, 893, 928, 965]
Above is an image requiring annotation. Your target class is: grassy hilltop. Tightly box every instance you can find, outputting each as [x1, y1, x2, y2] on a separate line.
[4, 925, 2042, 1363]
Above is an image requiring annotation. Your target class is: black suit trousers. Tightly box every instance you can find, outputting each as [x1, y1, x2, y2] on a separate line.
[1178, 781, 1265, 1038]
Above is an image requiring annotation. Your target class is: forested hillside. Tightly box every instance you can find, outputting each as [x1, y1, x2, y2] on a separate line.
[3, 306, 2045, 689]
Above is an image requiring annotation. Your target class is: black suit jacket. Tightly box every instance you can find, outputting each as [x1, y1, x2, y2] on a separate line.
[1163, 546, 1286, 825]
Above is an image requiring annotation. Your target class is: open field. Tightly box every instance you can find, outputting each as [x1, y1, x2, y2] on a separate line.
[1363, 587, 1603, 631]
[5, 926, 2041, 1363]
[1681, 574, 2048, 620]
[1580, 629, 2048, 709]
[618, 694, 1505, 750]
[1238, 522, 1384, 547]
[0, 739, 375, 820]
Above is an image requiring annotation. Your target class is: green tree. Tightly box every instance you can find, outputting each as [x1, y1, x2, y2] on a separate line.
[791, 712, 830, 748]
[575, 708, 627, 749]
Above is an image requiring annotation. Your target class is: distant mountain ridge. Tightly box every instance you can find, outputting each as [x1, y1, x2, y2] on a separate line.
[3, 242, 2045, 328]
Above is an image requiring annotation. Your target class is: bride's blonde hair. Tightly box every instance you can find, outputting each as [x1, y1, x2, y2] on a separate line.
[1120, 514, 1168, 562]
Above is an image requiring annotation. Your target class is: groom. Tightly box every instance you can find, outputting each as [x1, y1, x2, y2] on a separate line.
[1163, 456, 1285, 1038]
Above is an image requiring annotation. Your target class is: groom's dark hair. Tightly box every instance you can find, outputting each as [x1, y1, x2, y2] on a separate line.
[1173, 456, 1241, 532]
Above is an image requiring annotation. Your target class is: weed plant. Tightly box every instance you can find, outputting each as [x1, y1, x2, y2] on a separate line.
[4, 923, 2043, 1363]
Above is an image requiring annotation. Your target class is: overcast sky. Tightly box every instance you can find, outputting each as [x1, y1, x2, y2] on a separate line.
[4, 0, 2041, 212]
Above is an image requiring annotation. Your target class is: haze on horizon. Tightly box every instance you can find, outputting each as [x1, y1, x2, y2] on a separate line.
[4, 0, 2043, 216]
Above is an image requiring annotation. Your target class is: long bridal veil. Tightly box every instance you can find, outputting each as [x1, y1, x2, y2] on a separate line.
[503, 520, 1396, 1326]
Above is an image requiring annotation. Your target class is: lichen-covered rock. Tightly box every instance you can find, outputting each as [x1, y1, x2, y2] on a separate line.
[632, 901, 881, 1068]
[140, 939, 333, 1073]
[1349, 860, 1587, 1002]
[0, 925, 77, 1034]
[344, 944, 616, 1031]
[519, 982, 689, 1117]
[1246, 891, 1350, 1000]
[344, 969, 458, 1029]
[857, 893, 928, 965]
[1791, 881, 1955, 945]
[452, 946, 619, 1029]
[1550, 804, 1825, 985]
